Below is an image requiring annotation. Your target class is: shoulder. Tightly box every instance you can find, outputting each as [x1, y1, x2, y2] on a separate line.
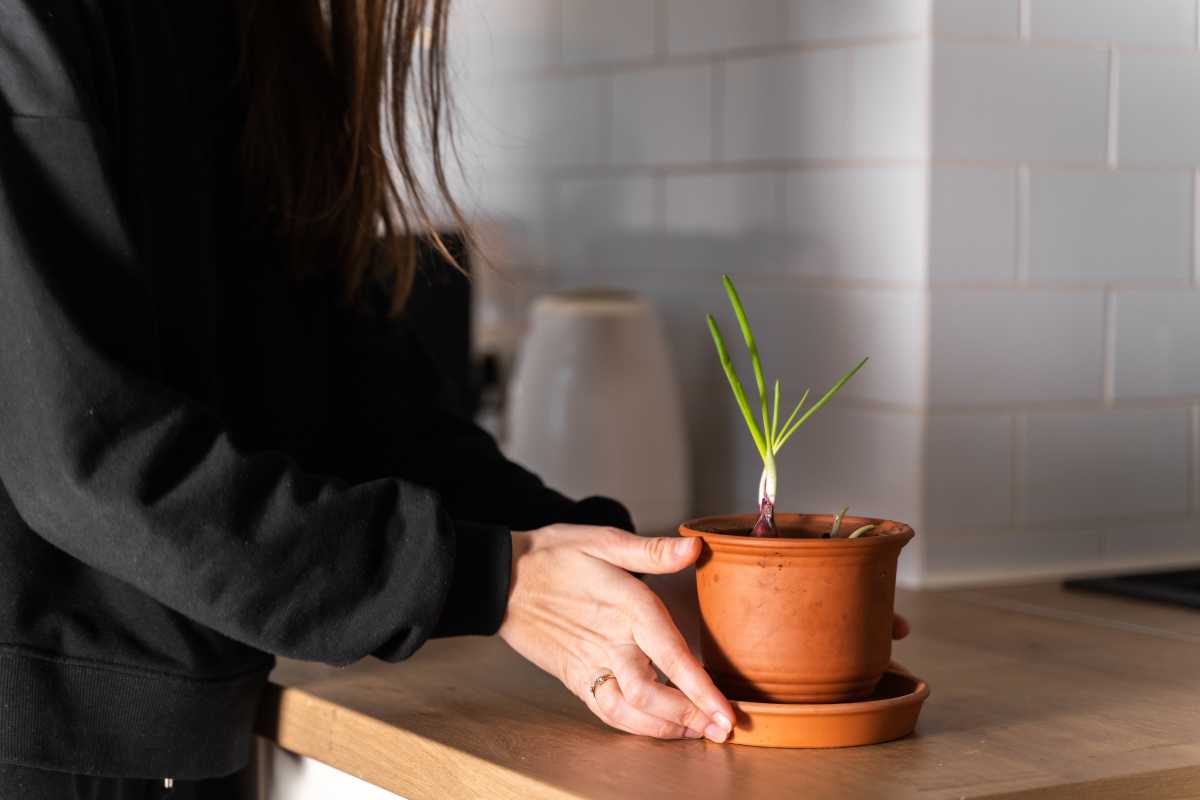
[0, 0, 104, 120]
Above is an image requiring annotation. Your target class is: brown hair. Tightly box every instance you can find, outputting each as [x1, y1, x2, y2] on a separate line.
[234, 0, 466, 313]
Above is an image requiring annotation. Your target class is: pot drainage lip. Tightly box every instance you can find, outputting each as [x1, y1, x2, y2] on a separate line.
[724, 668, 930, 749]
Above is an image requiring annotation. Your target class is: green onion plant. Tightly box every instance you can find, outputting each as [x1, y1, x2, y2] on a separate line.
[707, 274, 868, 537]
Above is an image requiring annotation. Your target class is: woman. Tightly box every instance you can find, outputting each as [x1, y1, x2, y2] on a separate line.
[0, 2, 905, 797]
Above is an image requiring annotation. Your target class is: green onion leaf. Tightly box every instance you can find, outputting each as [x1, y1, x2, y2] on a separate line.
[707, 315, 767, 460]
[770, 379, 781, 447]
[831, 505, 849, 537]
[775, 356, 868, 451]
[773, 388, 810, 455]
[847, 524, 876, 539]
[722, 275, 770, 439]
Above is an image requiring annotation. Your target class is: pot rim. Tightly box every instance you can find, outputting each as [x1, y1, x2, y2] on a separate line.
[679, 513, 914, 553]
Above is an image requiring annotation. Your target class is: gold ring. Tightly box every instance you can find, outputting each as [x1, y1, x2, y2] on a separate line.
[589, 672, 616, 697]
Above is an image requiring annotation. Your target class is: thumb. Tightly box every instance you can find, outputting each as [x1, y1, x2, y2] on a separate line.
[584, 530, 701, 574]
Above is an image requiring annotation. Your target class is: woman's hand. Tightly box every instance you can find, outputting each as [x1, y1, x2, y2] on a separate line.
[498, 525, 736, 743]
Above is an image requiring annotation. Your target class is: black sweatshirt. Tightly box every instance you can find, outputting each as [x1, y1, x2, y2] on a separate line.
[0, 0, 630, 780]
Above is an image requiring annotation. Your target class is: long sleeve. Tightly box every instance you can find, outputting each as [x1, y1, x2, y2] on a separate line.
[0, 98, 511, 667]
[326, 289, 636, 536]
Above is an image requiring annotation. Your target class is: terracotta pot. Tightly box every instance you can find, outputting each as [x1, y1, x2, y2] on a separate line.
[678, 514, 914, 704]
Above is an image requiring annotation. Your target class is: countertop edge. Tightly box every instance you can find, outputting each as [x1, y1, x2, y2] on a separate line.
[256, 682, 581, 800]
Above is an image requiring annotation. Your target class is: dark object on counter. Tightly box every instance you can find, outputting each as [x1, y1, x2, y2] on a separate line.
[1065, 569, 1200, 610]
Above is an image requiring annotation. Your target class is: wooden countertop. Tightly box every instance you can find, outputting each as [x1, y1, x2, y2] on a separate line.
[259, 575, 1200, 799]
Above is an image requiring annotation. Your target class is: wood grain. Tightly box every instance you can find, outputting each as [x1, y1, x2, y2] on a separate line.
[260, 577, 1200, 799]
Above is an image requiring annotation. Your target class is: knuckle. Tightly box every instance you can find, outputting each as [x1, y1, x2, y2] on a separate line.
[654, 721, 680, 740]
[622, 678, 652, 708]
[678, 702, 706, 729]
[593, 685, 620, 715]
[644, 536, 671, 563]
[629, 584, 665, 619]
[604, 527, 629, 547]
[655, 646, 685, 677]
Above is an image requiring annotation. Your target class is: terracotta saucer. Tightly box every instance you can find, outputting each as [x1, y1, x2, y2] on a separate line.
[726, 669, 930, 748]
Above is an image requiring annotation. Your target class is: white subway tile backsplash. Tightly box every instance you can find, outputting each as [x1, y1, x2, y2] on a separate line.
[470, 179, 558, 267]
[456, 76, 604, 170]
[553, 176, 657, 272]
[783, 167, 928, 282]
[924, 414, 1013, 529]
[611, 65, 713, 165]
[1024, 408, 1189, 522]
[730, 285, 930, 407]
[664, 173, 782, 235]
[929, 166, 1018, 282]
[785, 0, 930, 41]
[680, 399, 924, 523]
[562, 0, 657, 66]
[1032, 0, 1196, 47]
[1029, 171, 1191, 283]
[1120, 54, 1200, 166]
[1113, 290, 1200, 398]
[666, 0, 782, 55]
[779, 407, 926, 525]
[932, 0, 1018, 38]
[450, 0, 558, 77]
[849, 42, 931, 159]
[928, 289, 1105, 404]
[722, 50, 849, 162]
[547, 276, 924, 516]
[661, 172, 783, 273]
[932, 42, 1108, 162]
[1101, 519, 1200, 564]
[922, 529, 1102, 584]
[448, 0, 1200, 588]
[537, 77, 608, 167]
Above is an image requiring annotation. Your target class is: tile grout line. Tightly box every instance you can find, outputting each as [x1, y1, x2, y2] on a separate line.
[551, 0, 564, 69]
[653, 0, 668, 62]
[1011, 413, 1027, 527]
[921, 510, 1200, 538]
[1016, 165, 1031, 285]
[652, 172, 666, 231]
[1106, 46, 1120, 169]
[499, 263, 1196, 294]
[1192, 404, 1200, 514]
[493, 30, 1200, 84]
[521, 158, 1197, 180]
[710, 61, 724, 164]
[841, 48, 853, 160]
[597, 75, 613, 169]
[1102, 289, 1117, 406]
[675, 387, 1200, 415]
[1193, 169, 1200, 286]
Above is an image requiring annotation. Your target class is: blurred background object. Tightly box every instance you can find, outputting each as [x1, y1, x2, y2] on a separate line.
[506, 290, 689, 534]
[419, 0, 1200, 589]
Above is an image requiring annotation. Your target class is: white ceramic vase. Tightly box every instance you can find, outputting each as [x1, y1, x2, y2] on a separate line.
[506, 290, 690, 534]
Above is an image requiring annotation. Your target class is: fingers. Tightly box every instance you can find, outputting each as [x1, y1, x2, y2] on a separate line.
[585, 672, 696, 740]
[578, 528, 702, 575]
[892, 614, 910, 640]
[610, 648, 710, 737]
[630, 595, 734, 743]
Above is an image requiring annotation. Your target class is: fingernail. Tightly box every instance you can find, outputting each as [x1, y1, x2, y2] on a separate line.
[685, 727, 705, 739]
[714, 712, 733, 732]
[674, 538, 696, 557]
[703, 721, 728, 743]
